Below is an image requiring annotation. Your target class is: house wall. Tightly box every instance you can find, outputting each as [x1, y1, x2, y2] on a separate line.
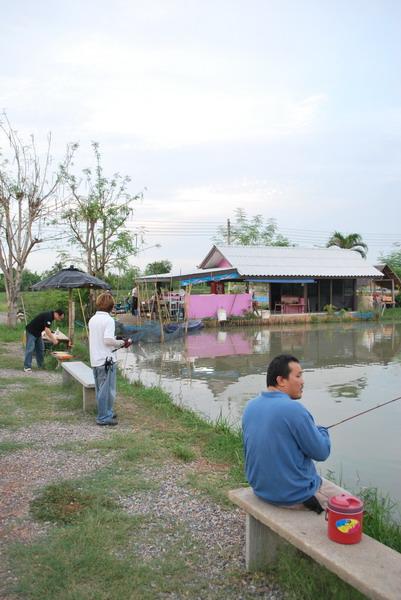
[188, 293, 252, 319]
[217, 258, 232, 268]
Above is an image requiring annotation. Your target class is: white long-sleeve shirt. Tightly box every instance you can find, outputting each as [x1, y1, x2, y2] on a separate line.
[88, 311, 119, 367]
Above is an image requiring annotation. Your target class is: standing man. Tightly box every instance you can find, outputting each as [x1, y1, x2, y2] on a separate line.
[131, 284, 138, 315]
[242, 354, 333, 512]
[24, 308, 65, 372]
[88, 293, 122, 426]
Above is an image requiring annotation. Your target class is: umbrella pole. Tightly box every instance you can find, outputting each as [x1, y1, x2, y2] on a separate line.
[77, 289, 89, 339]
[68, 289, 75, 344]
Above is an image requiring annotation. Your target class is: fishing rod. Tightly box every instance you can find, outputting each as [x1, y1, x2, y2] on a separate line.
[112, 338, 133, 352]
[326, 395, 401, 429]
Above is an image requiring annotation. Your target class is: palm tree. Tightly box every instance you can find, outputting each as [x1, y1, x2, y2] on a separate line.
[326, 232, 368, 258]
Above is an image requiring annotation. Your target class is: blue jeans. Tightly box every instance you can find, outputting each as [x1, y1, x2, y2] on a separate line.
[24, 331, 45, 369]
[93, 362, 116, 424]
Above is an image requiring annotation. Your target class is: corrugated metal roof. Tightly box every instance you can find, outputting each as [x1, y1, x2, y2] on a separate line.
[199, 245, 383, 278]
[135, 267, 237, 283]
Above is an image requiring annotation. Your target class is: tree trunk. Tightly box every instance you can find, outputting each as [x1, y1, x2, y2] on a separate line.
[6, 284, 19, 327]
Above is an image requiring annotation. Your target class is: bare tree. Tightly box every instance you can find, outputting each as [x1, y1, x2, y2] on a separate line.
[0, 112, 76, 326]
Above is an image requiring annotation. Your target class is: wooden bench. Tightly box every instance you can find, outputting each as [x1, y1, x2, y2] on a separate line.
[62, 361, 96, 412]
[228, 484, 401, 600]
[382, 295, 395, 307]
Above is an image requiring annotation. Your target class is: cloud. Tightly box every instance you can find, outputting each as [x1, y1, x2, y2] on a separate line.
[46, 37, 329, 148]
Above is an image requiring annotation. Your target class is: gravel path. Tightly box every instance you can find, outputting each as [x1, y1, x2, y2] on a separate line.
[0, 320, 283, 599]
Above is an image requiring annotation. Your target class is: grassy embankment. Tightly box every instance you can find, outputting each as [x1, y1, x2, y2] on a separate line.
[0, 297, 400, 599]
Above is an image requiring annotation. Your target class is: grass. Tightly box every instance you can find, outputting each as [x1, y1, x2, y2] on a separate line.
[276, 545, 368, 600]
[171, 442, 196, 461]
[381, 306, 401, 320]
[0, 440, 31, 455]
[30, 480, 117, 524]
[1, 320, 400, 600]
[359, 487, 401, 552]
[9, 510, 200, 600]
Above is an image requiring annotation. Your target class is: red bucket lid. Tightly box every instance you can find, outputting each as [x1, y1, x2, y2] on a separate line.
[327, 493, 364, 513]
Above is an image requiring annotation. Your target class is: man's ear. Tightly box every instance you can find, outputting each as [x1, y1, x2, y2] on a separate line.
[276, 375, 286, 388]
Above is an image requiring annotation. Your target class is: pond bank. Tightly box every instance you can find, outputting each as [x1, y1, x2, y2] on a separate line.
[2, 320, 398, 599]
[0, 338, 284, 600]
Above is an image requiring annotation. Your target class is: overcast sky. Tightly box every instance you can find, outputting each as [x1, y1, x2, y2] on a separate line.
[2, 0, 400, 275]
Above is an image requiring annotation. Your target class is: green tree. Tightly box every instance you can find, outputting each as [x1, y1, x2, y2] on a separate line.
[41, 261, 67, 278]
[379, 243, 401, 278]
[20, 268, 42, 291]
[105, 266, 141, 291]
[59, 142, 144, 279]
[145, 260, 172, 275]
[214, 208, 292, 246]
[0, 112, 75, 326]
[326, 231, 368, 258]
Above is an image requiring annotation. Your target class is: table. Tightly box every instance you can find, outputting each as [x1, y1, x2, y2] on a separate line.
[283, 303, 304, 314]
[42, 330, 70, 349]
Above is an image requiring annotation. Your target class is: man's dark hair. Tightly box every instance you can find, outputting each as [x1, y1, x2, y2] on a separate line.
[55, 308, 65, 317]
[266, 354, 300, 387]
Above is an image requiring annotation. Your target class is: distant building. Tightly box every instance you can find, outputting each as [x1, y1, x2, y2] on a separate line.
[137, 245, 383, 315]
[198, 245, 383, 312]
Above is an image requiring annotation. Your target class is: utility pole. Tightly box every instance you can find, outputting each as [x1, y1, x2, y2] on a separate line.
[226, 218, 232, 294]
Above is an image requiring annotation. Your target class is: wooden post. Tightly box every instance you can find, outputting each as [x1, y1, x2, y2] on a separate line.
[155, 284, 164, 343]
[68, 288, 75, 344]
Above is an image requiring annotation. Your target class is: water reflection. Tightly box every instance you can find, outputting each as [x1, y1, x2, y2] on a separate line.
[328, 377, 368, 400]
[119, 321, 401, 507]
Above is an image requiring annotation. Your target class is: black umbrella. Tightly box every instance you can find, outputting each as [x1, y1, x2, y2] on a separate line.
[31, 266, 110, 342]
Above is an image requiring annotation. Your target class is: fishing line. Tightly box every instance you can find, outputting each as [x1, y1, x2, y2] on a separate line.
[326, 395, 401, 429]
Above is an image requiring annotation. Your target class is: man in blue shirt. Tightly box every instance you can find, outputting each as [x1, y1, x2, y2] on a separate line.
[242, 354, 332, 512]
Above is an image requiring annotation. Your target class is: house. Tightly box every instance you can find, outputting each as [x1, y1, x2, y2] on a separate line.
[198, 245, 383, 312]
[136, 245, 383, 318]
[358, 264, 401, 307]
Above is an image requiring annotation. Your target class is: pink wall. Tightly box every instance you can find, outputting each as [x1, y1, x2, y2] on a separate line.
[186, 332, 252, 358]
[188, 293, 252, 319]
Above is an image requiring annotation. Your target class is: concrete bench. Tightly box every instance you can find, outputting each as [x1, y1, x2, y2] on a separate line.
[62, 361, 96, 412]
[228, 484, 401, 600]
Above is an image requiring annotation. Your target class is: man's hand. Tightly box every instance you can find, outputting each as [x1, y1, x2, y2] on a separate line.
[52, 339, 59, 345]
[120, 338, 132, 349]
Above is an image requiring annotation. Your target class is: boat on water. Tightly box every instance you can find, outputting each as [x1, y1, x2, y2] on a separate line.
[115, 320, 204, 343]
[167, 320, 204, 333]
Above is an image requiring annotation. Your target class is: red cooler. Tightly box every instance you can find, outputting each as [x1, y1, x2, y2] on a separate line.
[325, 494, 364, 544]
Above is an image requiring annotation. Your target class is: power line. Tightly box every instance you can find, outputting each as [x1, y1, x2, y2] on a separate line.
[34, 221, 401, 250]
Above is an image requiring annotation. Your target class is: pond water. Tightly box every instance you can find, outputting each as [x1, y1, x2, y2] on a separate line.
[118, 320, 401, 508]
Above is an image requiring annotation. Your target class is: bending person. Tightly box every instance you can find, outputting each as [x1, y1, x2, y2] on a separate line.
[24, 308, 65, 372]
[242, 353, 334, 513]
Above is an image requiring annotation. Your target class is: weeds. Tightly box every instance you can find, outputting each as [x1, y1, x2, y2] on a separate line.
[276, 545, 367, 600]
[171, 443, 196, 461]
[30, 480, 116, 524]
[359, 487, 401, 551]
[0, 440, 30, 455]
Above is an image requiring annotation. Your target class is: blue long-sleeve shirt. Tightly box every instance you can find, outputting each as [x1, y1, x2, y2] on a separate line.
[242, 390, 331, 506]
